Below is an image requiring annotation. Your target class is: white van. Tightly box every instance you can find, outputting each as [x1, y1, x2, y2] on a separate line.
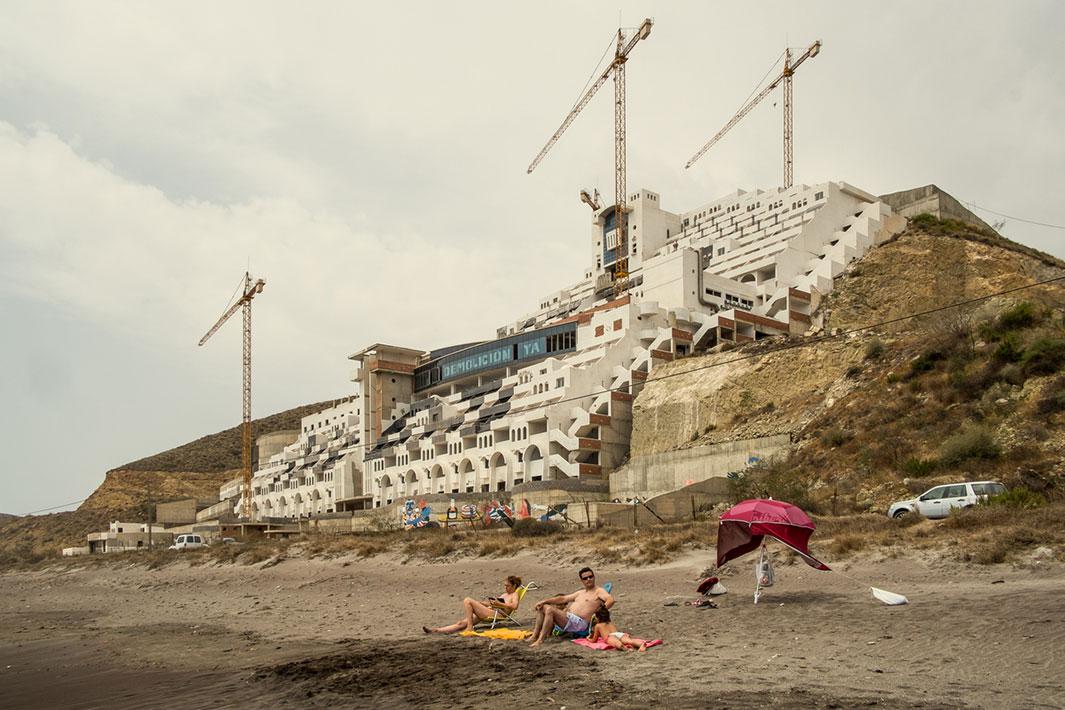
[169, 534, 207, 550]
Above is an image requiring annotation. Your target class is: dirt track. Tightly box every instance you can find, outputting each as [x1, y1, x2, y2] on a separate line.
[1, 548, 1062, 709]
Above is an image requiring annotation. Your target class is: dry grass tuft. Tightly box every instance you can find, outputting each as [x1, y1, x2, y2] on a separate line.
[829, 534, 866, 556]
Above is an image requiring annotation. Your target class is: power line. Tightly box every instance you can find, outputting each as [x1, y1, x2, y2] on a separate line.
[963, 201, 1065, 231]
[498, 271, 1065, 417]
[20, 499, 87, 516]
[23, 273, 1065, 506]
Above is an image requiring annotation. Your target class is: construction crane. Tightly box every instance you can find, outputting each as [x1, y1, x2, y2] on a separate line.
[528, 18, 653, 292]
[685, 40, 821, 188]
[198, 272, 266, 520]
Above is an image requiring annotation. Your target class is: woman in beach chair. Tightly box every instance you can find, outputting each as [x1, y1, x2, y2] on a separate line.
[423, 575, 523, 634]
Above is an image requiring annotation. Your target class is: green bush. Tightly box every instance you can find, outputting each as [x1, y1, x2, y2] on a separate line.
[864, 338, 885, 360]
[909, 213, 940, 229]
[820, 427, 848, 448]
[511, 518, 563, 537]
[939, 424, 1000, 465]
[998, 363, 1025, 386]
[1036, 376, 1065, 415]
[979, 302, 1040, 342]
[947, 364, 986, 401]
[997, 302, 1039, 331]
[987, 487, 1045, 510]
[1021, 337, 1065, 377]
[901, 457, 938, 477]
[909, 350, 945, 376]
[727, 461, 819, 513]
[993, 333, 1024, 363]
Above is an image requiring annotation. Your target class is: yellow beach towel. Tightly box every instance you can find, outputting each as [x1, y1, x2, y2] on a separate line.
[460, 628, 531, 640]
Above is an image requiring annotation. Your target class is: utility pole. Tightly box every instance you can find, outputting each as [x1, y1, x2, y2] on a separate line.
[146, 478, 153, 549]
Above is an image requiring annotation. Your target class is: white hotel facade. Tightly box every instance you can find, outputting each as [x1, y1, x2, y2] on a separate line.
[236, 181, 903, 517]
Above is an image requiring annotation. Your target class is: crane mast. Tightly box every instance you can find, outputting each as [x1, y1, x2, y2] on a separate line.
[528, 18, 653, 293]
[199, 272, 266, 520]
[783, 48, 795, 188]
[612, 28, 631, 285]
[685, 40, 821, 188]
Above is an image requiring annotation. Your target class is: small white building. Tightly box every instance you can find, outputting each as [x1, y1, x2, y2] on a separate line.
[86, 521, 171, 553]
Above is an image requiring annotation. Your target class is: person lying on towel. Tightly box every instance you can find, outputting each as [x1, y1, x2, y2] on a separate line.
[527, 567, 613, 647]
[423, 575, 522, 634]
[588, 604, 647, 652]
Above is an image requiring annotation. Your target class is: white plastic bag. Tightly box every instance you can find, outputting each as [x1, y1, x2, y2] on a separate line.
[756, 551, 774, 588]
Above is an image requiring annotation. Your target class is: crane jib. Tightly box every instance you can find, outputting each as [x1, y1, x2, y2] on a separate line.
[684, 39, 822, 184]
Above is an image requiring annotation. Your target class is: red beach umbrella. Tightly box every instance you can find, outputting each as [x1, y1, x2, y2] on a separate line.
[716, 498, 830, 571]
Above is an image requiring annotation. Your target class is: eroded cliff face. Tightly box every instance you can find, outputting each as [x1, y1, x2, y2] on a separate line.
[630, 227, 1065, 469]
[823, 231, 1064, 334]
[631, 336, 870, 456]
[78, 469, 237, 513]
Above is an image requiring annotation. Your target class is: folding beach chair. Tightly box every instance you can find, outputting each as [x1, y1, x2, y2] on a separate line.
[488, 581, 540, 629]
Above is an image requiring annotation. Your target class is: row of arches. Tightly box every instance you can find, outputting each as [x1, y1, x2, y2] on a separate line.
[375, 446, 546, 505]
[251, 487, 331, 520]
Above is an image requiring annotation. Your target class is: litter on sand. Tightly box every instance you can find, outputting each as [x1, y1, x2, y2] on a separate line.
[871, 587, 909, 606]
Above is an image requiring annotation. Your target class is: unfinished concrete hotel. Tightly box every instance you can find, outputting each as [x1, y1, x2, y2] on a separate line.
[236, 180, 903, 519]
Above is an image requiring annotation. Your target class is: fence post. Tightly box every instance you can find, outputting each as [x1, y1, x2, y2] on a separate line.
[691, 495, 697, 522]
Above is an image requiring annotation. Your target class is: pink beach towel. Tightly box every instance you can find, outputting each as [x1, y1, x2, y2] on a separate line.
[572, 637, 662, 651]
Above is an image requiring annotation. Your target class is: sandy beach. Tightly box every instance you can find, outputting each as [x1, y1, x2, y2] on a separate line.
[1, 542, 1063, 710]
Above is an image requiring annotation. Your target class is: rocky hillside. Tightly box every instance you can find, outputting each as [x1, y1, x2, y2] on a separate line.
[633, 216, 1065, 513]
[119, 400, 332, 473]
[0, 400, 335, 562]
[78, 469, 240, 513]
[0, 510, 113, 564]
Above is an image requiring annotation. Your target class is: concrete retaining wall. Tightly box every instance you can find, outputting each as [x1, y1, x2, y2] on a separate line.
[609, 434, 792, 501]
[879, 185, 996, 233]
[599, 477, 732, 528]
[196, 499, 237, 523]
[156, 499, 199, 525]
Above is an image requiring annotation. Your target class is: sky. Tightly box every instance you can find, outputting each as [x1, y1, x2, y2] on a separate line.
[1, 1, 1063, 516]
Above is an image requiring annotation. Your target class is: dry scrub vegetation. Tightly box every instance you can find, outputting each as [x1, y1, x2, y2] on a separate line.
[7, 499, 1063, 574]
[750, 296, 1065, 516]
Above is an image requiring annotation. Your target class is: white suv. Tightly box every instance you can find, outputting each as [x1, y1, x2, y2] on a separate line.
[169, 534, 207, 550]
[888, 481, 1006, 519]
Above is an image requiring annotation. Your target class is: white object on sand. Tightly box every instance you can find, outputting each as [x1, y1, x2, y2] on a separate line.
[871, 587, 908, 605]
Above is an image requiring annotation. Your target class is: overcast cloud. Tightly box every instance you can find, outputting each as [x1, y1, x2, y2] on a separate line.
[1, 1, 1063, 515]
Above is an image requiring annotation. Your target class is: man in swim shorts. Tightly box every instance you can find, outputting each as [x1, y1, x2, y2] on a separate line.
[528, 567, 614, 647]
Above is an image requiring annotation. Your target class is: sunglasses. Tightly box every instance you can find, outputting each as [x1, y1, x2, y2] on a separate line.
[580, 575, 594, 581]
